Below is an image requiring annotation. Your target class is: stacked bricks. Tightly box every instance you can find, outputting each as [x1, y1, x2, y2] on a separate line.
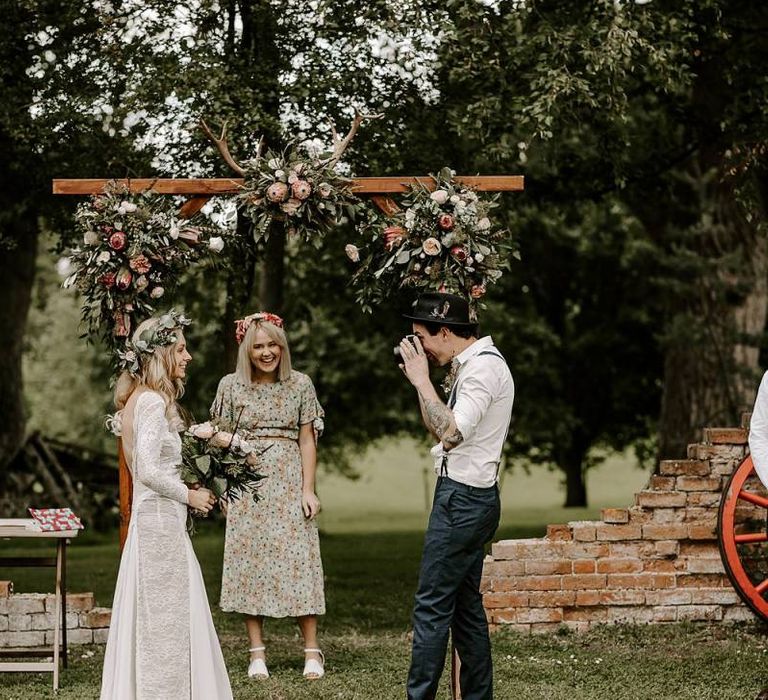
[482, 420, 758, 633]
[0, 583, 111, 647]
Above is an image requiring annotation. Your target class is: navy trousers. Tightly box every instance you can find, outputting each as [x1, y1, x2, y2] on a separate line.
[407, 476, 501, 700]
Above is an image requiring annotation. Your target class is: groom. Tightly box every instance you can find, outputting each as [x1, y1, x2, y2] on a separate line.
[398, 291, 514, 700]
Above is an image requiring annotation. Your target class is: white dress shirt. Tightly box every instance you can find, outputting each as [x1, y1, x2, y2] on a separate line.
[430, 336, 515, 488]
[749, 371, 768, 489]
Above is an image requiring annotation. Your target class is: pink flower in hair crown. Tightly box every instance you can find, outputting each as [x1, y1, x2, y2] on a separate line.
[235, 312, 285, 344]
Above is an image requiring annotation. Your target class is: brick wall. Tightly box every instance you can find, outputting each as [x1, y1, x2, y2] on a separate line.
[0, 583, 111, 647]
[482, 422, 759, 632]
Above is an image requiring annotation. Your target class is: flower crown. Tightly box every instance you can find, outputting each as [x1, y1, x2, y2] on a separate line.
[235, 312, 284, 344]
[116, 309, 192, 376]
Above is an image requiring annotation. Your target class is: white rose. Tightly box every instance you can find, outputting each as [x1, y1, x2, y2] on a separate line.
[84, 230, 100, 246]
[475, 253, 485, 262]
[430, 190, 448, 205]
[455, 200, 466, 209]
[345, 244, 361, 263]
[450, 195, 460, 204]
[190, 422, 216, 440]
[97, 251, 111, 264]
[477, 217, 491, 231]
[121, 201, 137, 214]
[150, 286, 165, 299]
[274, 169, 286, 179]
[208, 236, 225, 253]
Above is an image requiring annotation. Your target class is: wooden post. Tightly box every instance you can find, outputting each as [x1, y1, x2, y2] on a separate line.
[117, 438, 132, 550]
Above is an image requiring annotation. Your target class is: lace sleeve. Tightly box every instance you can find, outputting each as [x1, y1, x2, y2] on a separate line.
[134, 393, 189, 504]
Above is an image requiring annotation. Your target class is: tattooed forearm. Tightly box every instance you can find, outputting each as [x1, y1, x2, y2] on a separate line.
[423, 398, 453, 437]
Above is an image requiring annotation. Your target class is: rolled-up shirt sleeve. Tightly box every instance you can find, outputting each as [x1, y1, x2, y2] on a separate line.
[450, 365, 496, 447]
[749, 371, 768, 490]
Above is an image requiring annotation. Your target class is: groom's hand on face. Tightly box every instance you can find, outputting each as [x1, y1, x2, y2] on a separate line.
[399, 335, 430, 388]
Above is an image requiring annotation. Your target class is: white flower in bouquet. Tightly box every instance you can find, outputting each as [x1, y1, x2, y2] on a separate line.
[477, 217, 491, 231]
[208, 236, 225, 253]
[345, 244, 361, 262]
[84, 230, 100, 246]
[169, 222, 180, 239]
[150, 286, 165, 299]
[134, 275, 149, 292]
[450, 195, 460, 204]
[274, 169, 286, 179]
[430, 190, 448, 205]
[268, 158, 281, 170]
[117, 201, 138, 215]
[423, 237, 442, 256]
[405, 208, 417, 230]
[475, 253, 485, 262]
[189, 422, 216, 440]
[96, 251, 111, 264]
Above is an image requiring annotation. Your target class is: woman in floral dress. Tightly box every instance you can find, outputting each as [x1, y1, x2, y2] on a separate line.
[212, 312, 326, 680]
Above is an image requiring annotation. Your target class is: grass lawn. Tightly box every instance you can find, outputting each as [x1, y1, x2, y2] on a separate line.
[2, 444, 767, 698]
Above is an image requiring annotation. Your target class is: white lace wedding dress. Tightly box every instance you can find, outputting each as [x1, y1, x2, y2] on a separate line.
[100, 391, 232, 700]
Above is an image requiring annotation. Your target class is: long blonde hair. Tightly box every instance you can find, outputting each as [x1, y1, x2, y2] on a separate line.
[236, 320, 292, 384]
[114, 317, 187, 412]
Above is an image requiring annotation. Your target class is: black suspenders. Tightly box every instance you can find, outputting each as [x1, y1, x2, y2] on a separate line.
[440, 349, 506, 478]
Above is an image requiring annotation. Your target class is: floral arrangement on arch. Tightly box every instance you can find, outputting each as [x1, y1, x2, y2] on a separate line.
[237, 144, 361, 247]
[64, 181, 226, 350]
[200, 110, 381, 247]
[346, 168, 517, 311]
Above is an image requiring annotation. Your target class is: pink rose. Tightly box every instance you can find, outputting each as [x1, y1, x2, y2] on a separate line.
[281, 198, 301, 216]
[430, 189, 449, 205]
[115, 268, 132, 290]
[450, 245, 468, 262]
[291, 179, 312, 200]
[99, 272, 116, 288]
[437, 213, 454, 231]
[470, 284, 486, 299]
[150, 286, 165, 299]
[383, 225, 406, 250]
[109, 231, 127, 251]
[266, 182, 289, 202]
[129, 254, 151, 274]
[210, 431, 233, 449]
[134, 275, 149, 292]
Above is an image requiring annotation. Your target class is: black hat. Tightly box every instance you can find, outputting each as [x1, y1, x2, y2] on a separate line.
[402, 292, 476, 327]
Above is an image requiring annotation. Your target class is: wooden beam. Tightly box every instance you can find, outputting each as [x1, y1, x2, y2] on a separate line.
[52, 175, 524, 196]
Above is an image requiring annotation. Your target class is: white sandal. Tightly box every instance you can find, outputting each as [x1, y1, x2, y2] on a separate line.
[247, 646, 269, 679]
[303, 648, 325, 679]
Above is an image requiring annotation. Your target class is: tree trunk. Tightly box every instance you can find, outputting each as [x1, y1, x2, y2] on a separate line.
[559, 440, 588, 508]
[0, 220, 38, 472]
[258, 226, 286, 314]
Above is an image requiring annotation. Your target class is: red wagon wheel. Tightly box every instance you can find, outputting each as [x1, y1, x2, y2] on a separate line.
[718, 455, 768, 622]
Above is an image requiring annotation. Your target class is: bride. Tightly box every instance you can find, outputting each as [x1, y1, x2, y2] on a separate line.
[100, 311, 233, 700]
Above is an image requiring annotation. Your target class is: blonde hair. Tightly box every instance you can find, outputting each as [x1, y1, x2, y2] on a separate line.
[114, 316, 187, 412]
[236, 320, 292, 384]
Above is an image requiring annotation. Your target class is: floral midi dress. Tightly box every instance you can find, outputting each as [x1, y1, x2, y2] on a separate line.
[212, 370, 326, 617]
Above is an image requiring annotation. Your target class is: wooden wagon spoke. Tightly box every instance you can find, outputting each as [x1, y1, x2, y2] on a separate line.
[756, 578, 768, 596]
[734, 532, 768, 544]
[737, 489, 768, 508]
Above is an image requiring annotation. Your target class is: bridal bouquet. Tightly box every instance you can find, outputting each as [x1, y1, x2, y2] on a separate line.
[180, 421, 268, 509]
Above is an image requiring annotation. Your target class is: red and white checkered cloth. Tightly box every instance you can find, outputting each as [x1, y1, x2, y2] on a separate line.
[28, 508, 84, 531]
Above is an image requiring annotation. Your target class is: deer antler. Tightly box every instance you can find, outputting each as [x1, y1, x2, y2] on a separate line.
[200, 118, 246, 176]
[326, 108, 384, 167]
